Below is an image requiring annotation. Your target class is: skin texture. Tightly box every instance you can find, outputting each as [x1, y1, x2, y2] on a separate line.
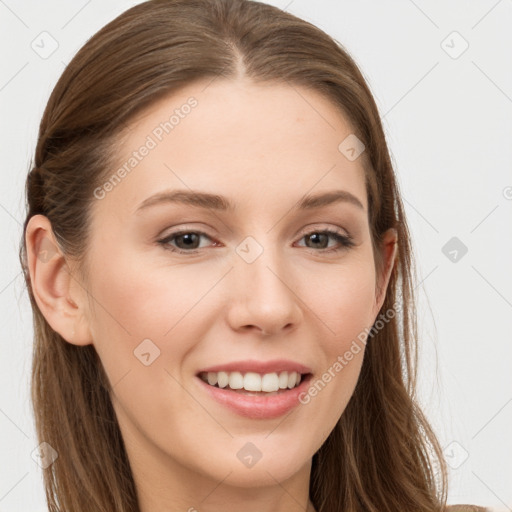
[26, 78, 397, 512]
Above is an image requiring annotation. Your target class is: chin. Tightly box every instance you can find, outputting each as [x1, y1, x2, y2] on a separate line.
[213, 443, 312, 488]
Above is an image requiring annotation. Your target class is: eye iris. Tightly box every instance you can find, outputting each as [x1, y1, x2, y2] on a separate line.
[176, 233, 200, 249]
[307, 232, 328, 249]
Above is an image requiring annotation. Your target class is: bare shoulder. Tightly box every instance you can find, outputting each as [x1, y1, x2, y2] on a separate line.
[446, 505, 491, 512]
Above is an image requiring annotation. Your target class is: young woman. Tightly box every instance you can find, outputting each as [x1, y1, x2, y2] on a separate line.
[20, 0, 489, 510]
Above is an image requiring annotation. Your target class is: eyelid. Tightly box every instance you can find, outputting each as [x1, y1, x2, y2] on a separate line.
[295, 223, 349, 239]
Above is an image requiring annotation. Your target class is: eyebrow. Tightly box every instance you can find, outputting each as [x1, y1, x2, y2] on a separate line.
[135, 189, 365, 213]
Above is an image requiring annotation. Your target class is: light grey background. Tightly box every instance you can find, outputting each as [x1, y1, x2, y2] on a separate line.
[1, 1, 511, 510]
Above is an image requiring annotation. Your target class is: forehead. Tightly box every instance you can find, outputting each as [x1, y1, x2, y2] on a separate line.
[97, 78, 368, 217]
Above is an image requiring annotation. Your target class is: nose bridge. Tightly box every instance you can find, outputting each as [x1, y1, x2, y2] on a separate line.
[228, 234, 302, 334]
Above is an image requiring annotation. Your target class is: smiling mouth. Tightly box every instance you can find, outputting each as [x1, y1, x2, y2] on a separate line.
[197, 370, 312, 395]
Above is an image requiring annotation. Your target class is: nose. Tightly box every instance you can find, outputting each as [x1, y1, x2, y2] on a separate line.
[226, 244, 303, 337]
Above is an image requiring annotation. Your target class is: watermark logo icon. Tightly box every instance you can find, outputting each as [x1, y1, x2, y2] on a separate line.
[236, 236, 264, 264]
[31, 31, 59, 59]
[338, 134, 365, 161]
[441, 31, 469, 59]
[236, 442, 262, 468]
[134, 338, 161, 366]
[443, 440, 469, 469]
[442, 236, 468, 263]
[37, 237, 58, 263]
[31, 442, 58, 469]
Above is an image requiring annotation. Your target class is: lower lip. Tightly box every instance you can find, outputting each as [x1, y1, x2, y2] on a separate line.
[196, 374, 313, 420]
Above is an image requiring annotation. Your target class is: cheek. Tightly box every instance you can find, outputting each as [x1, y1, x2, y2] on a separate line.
[84, 251, 209, 440]
[84, 247, 232, 415]
[87, 248, 216, 341]
[83, 251, 184, 386]
[299, 258, 376, 426]
[309, 256, 377, 346]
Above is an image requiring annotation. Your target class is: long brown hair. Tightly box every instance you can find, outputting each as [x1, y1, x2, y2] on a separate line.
[19, 0, 448, 510]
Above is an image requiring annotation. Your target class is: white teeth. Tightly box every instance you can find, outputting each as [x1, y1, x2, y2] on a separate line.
[278, 372, 289, 389]
[287, 371, 297, 389]
[244, 372, 261, 391]
[261, 373, 279, 392]
[228, 371, 244, 390]
[200, 370, 305, 393]
[217, 371, 229, 388]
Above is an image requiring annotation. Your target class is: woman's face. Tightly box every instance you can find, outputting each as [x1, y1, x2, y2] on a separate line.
[78, 79, 395, 498]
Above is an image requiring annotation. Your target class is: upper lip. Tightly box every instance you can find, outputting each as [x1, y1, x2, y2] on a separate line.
[197, 359, 312, 375]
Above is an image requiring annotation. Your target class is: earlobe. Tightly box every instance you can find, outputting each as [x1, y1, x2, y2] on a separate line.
[373, 228, 398, 316]
[25, 214, 93, 346]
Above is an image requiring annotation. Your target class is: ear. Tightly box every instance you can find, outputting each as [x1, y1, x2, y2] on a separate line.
[372, 227, 398, 318]
[25, 214, 93, 346]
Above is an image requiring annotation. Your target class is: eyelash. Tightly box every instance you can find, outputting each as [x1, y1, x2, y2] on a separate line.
[157, 228, 355, 255]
